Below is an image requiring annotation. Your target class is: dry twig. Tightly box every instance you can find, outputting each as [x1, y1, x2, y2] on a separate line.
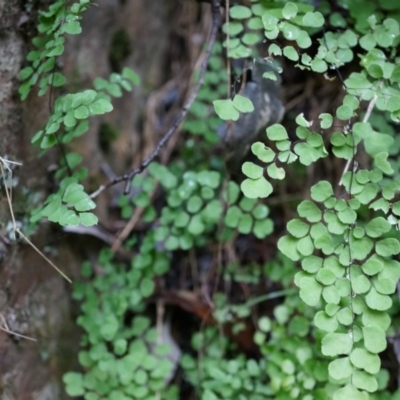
[0, 156, 71, 283]
[89, 0, 221, 200]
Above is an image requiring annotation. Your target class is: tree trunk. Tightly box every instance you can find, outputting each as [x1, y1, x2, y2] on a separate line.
[0, 0, 207, 398]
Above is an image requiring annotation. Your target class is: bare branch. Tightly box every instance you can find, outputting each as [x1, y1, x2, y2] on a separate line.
[0, 157, 71, 283]
[90, 0, 221, 199]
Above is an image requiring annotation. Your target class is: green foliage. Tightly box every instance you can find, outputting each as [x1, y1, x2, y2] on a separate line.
[19, 0, 90, 100]
[31, 178, 97, 226]
[119, 162, 273, 250]
[64, 250, 178, 399]
[19, 0, 400, 399]
[241, 121, 327, 198]
[182, 328, 271, 399]
[278, 173, 400, 396]
[28, 66, 139, 227]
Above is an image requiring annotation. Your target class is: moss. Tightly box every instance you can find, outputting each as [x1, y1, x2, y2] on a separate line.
[109, 29, 131, 72]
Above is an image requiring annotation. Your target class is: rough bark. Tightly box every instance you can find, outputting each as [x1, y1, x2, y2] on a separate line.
[0, 0, 204, 398]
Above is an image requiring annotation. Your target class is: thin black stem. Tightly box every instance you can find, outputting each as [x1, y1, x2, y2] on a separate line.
[90, 0, 221, 199]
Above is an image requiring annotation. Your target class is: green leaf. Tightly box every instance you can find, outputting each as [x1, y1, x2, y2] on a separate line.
[343, 94, 360, 111]
[316, 268, 337, 285]
[242, 162, 263, 179]
[268, 43, 282, 56]
[267, 163, 285, 180]
[298, 276, 323, 306]
[197, 170, 220, 188]
[74, 197, 96, 212]
[64, 111, 76, 128]
[297, 200, 322, 222]
[63, 372, 85, 396]
[374, 277, 397, 294]
[365, 217, 392, 238]
[140, 278, 155, 297]
[222, 21, 243, 36]
[251, 142, 275, 162]
[282, 2, 298, 19]
[336, 105, 353, 120]
[276, 139, 291, 151]
[122, 67, 141, 85]
[374, 152, 394, 175]
[213, 99, 240, 121]
[63, 188, 87, 205]
[311, 181, 334, 202]
[232, 94, 254, 113]
[282, 22, 300, 41]
[262, 70, 278, 80]
[278, 150, 298, 163]
[100, 315, 119, 341]
[59, 209, 80, 226]
[237, 213, 252, 234]
[47, 44, 64, 57]
[328, 357, 353, 380]
[241, 177, 273, 198]
[365, 287, 392, 311]
[311, 58, 328, 73]
[363, 325, 387, 353]
[283, 45, 299, 61]
[248, 17, 263, 30]
[253, 219, 273, 238]
[350, 348, 380, 374]
[74, 105, 89, 119]
[20, 66, 34, 80]
[63, 20, 82, 34]
[376, 238, 400, 256]
[315, 234, 335, 255]
[337, 307, 353, 325]
[49, 72, 65, 87]
[297, 235, 314, 256]
[262, 13, 279, 31]
[302, 255, 323, 273]
[321, 332, 353, 356]
[320, 113, 333, 129]
[230, 5, 251, 19]
[322, 286, 341, 305]
[314, 311, 338, 332]
[287, 219, 309, 238]
[252, 204, 269, 220]
[187, 195, 203, 214]
[352, 275, 371, 294]
[188, 214, 205, 235]
[222, 181, 240, 204]
[89, 99, 113, 115]
[266, 124, 288, 141]
[350, 236, 374, 261]
[79, 212, 98, 226]
[362, 255, 384, 276]
[297, 30, 312, 49]
[40, 134, 57, 149]
[278, 235, 301, 261]
[73, 90, 97, 107]
[46, 121, 60, 135]
[242, 32, 261, 46]
[302, 11, 324, 28]
[337, 207, 357, 224]
[294, 142, 321, 165]
[352, 370, 378, 392]
[362, 309, 391, 331]
[333, 385, 368, 400]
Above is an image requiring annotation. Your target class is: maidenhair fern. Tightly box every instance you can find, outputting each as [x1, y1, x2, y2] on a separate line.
[17, 0, 400, 399]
